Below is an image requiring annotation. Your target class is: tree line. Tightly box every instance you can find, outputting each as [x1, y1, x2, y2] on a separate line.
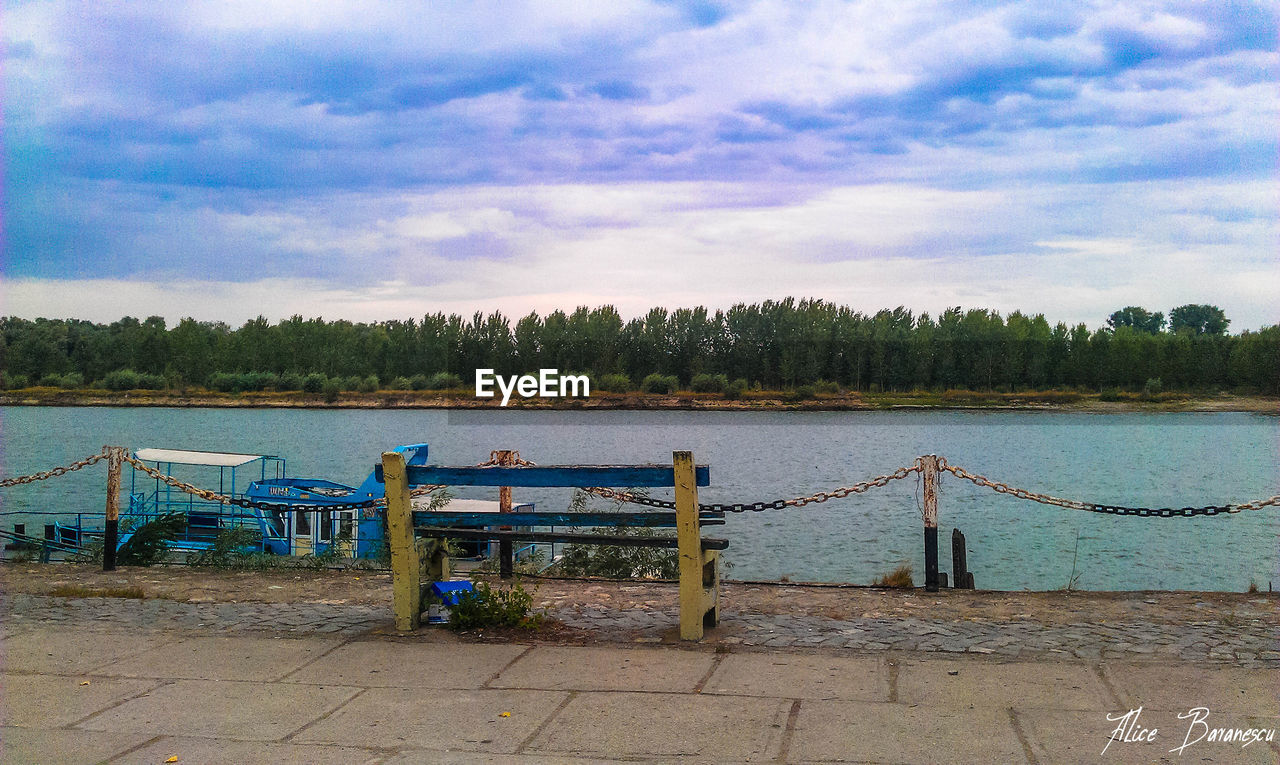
[1, 300, 1276, 395]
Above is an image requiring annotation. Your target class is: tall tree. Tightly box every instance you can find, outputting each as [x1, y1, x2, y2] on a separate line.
[1106, 306, 1164, 334]
[1169, 304, 1229, 336]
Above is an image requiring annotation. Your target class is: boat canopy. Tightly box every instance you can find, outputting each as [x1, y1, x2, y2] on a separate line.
[134, 448, 273, 467]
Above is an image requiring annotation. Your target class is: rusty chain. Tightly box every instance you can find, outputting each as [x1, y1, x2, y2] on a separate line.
[0, 448, 112, 487]
[7, 447, 1276, 520]
[583, 464, 921, 513]
[120, 452, 446, 514]
[937, 457, 1279, 518]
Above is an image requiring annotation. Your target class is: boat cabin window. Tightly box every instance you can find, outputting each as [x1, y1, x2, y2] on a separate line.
[269, 510, 287, 538]
[318, 512, 333, 542]
[338, 512, 355, 540]
[294, 510, 311, 537]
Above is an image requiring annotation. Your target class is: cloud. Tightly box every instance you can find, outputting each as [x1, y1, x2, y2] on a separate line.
[2, 1, 1276, 330]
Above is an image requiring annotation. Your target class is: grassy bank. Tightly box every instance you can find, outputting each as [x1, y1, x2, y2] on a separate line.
[2, 386, 1276, 413]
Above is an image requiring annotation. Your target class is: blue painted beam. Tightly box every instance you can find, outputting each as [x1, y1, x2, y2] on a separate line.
[378, 464, 711, 487]
[412, 511, 725, 528]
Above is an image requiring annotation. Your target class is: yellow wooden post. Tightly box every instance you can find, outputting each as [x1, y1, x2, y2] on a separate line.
[383, 451, 421, 631]
[674, 450, 716, 640]
[102, 447, 122, 572]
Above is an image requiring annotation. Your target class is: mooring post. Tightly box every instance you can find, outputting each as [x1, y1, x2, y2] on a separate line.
[920, 455, 940, 592]
[674, 450, 717, 640]
[951, 527, 975, 589]
[496, 450, 514, 579]
[103, 447, 121, 571]
[383, 450, 421, 631]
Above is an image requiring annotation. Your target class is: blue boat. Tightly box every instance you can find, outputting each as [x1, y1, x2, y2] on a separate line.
[51, 444, 434, 559]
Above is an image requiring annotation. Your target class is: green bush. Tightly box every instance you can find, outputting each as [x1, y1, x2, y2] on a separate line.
[2, 372, 30, 390]
[187, 527, 263, 567]
[388, 376, 412, 391]
[116, 513, 185, 566]
[101, 369, 165, 391]
[409, 373, 430, 391]
[595, 373, 632, 392]
[426, 372, 463, 390]
[358, 374, 379, 393]
[37, 372, 84, 388]
[690, 373, 728, 393]
[1142, 377, 1163, 397]
[641, 373, 679, 394]
[791, 384, 817, 401]
[814, 379, 840, 395]
[278, 372, 303, 391]
[724, 378, 749, 400]
[448, 580, 543, 630]
[322, 377, 343, 402]
[302, 373, 327, 393]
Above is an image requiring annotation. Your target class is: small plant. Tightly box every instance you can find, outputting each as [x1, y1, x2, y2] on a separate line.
[187, 527, 263, 568]
[872, 564, 914, 588]
[791, 384, 817, 401]
[814, 379, 840, 395]
[1248, 580, 1260, 594]
[116, 513, 186, 566]
[548, 490, 679, 579]
[641, 373, 679, 394]
[448, 580, 544, 630]
[724, 378, 749, 400]
[595, 373, 632, 393]
[49, 584, 147, 599]
[426, 372, 463, 390]
[690, 373, 728, 393]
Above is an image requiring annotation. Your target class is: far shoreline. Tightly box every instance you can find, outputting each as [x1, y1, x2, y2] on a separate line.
[2, 388, 1276, 414]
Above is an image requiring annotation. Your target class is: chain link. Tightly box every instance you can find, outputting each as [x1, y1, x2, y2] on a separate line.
[582, 465, 921, 513]
[937, 457, 1278, 517]
[120, 452, 446, 514]
[0, 448, 112, 487]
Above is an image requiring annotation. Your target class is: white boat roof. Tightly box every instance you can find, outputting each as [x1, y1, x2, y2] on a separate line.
[134, 448, 270, 467]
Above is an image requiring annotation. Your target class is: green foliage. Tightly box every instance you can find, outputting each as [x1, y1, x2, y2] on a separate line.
[1107, 306, 1165, 334]
[116, 513, 186, 566]
[690, 372, 728, 393]
[1142, 377, 1163, 397]
[302, 373, 326, 393]
[1169, 304, 1229, 336]
[358, 374, 379, 393]
[791, 384, 817, 401]
[38, 372, 84, 388]
[279, 372, 304, 391]
[724, 378, 749, 399]
[0, 301, 1270, 398]
[426, 371, 463, 390]
[641, 373, 679, 394]
[101, 369, 165, 391]
[448, 580, 544, 630]
[207, 371, 279, 393]
[322, 377, 342, 402]
[595, 373, 632, 392]
[813, 379, 840, 394]
[187, 527, 263, 567]
[389, 376, 412, 390]
[549, 490, 679, 579]
[1, 372, 30, 390]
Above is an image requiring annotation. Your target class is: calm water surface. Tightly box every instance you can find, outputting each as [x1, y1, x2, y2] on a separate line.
[2, 406, 1276, 591]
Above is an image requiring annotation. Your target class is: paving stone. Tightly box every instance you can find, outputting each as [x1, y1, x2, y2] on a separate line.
[790, 700, 1027, 763]
[702, 653, 888, 701]
[898, 659, 1113, 710]
[293, 687, 565, 754]
[286, 640, 526, 688]
[1020, 708, 1280, 765]
[105, 736, 387, 765]
[94, 635, 340, 682]
[0, 727, 152, 765]
[0, 674, 160, 728]
[0, 628, 177, 674]
[77, 679, 360, 740]
[491, 645, 714, 693]
[1105, 665, 1280, 713]
[525, 691, 789, 760]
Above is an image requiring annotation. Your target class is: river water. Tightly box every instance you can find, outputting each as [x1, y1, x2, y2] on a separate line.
[1, 406, 1276, 591]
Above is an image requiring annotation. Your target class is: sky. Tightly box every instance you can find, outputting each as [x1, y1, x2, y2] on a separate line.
[4, 0, 1278, 331]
